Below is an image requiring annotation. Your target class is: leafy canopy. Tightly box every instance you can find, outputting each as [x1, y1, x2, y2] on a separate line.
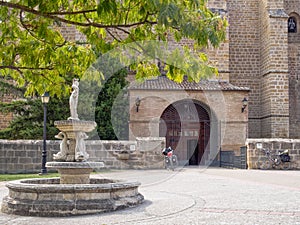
[0, 0, 227, 97]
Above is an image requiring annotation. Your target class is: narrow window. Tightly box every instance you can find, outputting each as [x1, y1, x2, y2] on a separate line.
[288, 17, 297, 33]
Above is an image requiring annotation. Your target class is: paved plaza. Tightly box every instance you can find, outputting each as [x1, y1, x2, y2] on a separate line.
[1, 167, 300, 225]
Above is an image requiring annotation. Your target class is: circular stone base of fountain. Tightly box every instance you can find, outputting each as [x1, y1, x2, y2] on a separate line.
[1, 178, 144, 217]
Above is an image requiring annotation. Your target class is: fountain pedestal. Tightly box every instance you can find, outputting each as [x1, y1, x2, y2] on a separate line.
[46, 162, 104, 184]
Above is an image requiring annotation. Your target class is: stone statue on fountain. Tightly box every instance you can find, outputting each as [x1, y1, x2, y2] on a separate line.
[53, 78, 96, 162]
[68, 78, 79, 121]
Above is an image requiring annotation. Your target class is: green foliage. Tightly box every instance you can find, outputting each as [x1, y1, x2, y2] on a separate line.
[0, 97, 69, 140]
[95, 68, 129, 140]
[0, 173, 60, 180]
[0, 0, 227, 98]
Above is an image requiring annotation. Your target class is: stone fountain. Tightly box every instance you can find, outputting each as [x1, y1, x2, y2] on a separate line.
[1, 79, 144, 216]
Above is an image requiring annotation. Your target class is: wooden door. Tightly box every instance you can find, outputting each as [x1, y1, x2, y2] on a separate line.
[159, 100, 210, 165]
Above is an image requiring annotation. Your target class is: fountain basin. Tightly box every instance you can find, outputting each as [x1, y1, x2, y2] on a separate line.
[1, 178, 144, 217]
[54, 120, 97, 132]
[54, 120, 96, 139]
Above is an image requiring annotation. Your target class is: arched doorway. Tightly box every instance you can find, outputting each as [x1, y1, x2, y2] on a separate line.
[159, 100, 210, 165]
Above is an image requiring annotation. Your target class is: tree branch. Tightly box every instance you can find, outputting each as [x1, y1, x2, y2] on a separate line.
[19, 10, 67, 47]
[0, 1, 157, 29]
[0, 65, 54, 71]
[105, 28, 121, 42]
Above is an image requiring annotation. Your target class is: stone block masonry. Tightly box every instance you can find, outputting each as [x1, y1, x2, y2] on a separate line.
[228, 0, 262, 138]
[0, 138, 165, 174]
[0, 140, 57, 173]
[247, 138, 300, 169]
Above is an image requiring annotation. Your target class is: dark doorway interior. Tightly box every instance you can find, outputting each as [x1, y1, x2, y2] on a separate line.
[188, 139, 198, 165]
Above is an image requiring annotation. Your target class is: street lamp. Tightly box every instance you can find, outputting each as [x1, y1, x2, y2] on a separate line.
[40, 92, 50, 175]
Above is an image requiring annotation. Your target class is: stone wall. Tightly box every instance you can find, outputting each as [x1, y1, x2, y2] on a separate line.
[220, 146, 247, 169]
[206, 0, 229, 81]
[227, 0, 261, 138]
[0, 138, 165, 174]
[260, 0, 290, 138]
[246, 138, 300, 169]
[227, 0, 294, 139]
[0, 140, 59, 173]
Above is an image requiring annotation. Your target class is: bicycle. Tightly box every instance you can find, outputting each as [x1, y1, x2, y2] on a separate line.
[162, 147, 178, 171]
[256, 148, 291, 170]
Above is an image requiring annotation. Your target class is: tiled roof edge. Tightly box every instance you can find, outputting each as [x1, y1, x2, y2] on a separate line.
[129, 76, 250, 91]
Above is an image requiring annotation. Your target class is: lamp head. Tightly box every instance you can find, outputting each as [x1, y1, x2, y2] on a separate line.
[41, 92, 50, 104]
[135, 97, 141, 107]
[241, 97, 248, 113]
[135, 97, 141, 112]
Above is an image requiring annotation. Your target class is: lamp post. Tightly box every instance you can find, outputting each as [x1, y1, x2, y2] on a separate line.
[40, 92, 50, 175]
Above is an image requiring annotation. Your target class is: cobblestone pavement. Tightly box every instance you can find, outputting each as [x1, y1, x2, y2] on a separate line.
[1, 167, 300, 225]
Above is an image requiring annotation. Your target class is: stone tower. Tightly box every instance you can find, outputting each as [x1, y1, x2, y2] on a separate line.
[227, 0, 300, 138]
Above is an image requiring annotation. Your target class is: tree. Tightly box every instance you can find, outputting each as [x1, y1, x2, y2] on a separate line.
[95, 68, 129, 140]
[0, 96, 69, 139]
[0, 0, 227, 98]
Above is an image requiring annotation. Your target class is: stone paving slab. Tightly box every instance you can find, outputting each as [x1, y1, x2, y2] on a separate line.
[1, 167, 300, 224]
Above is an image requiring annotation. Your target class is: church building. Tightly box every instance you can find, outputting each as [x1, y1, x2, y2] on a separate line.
[128, 0, 300, 167]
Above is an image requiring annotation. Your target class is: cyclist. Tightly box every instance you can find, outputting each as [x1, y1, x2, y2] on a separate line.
[162, 146, 178, 170]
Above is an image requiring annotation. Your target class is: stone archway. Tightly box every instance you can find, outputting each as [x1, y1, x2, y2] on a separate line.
[159, 100, 210, 165]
